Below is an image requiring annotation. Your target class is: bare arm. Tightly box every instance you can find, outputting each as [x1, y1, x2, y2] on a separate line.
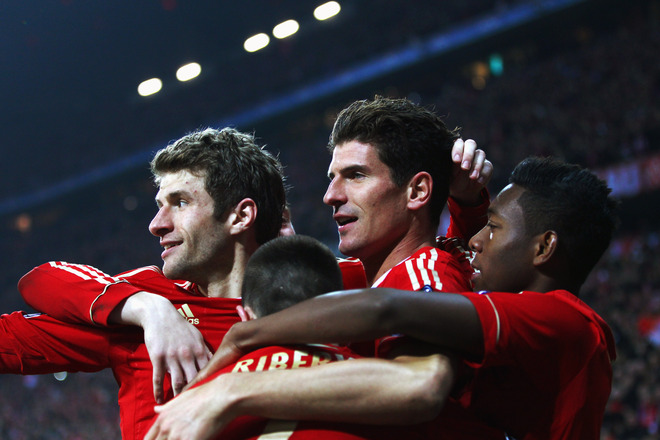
[19, 262, 213, 402]
[192, 288, 482, 386]
[110, 292, 212, 403]
[145, 353, 455, 440]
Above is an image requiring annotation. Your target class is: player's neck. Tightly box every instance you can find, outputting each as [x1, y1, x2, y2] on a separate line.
[363, 234, 435, 286]
[203, 269, 245, 298]
[200, 241, 256, 298]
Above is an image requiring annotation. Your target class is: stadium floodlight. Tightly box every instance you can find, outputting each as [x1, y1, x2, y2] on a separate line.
[314, 1, 341, 21]
[137, 78, 162, 96]
[273, 19, 299, 39]
[244, 33, 270, 52]
[176, 62, 202, 82]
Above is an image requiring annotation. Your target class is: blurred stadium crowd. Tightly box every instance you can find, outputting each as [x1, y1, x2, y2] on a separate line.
[1, 0, 659, 438]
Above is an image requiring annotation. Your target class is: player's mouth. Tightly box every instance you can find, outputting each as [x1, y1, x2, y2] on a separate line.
[160, 241, 182, 259]
[334, 215, 357, 232]
[470, 261, 482, 283]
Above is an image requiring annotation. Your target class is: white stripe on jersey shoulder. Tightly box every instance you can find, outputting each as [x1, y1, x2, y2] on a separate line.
[404, 249, 443, 291]
[372, 267, 393, 288]
[116, 266, 197, 292]
[415, 247, 439, 260]
[118, 265, 162, 278]
[175, 280, 194, 290]
[49, 261, 114, 285]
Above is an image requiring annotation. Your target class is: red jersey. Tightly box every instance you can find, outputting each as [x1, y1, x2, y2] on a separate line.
[372, 246, 472, 292]
[459, 289, 616, 440]
[445, 190, 490, 241]
[13, 260, 376, 439]
[337, 191, 489, 294]
[186, 344, 430, 440]
[371, 246, 505, 440]
[337, 258, 368, 290]
[14, 262, 242, 440]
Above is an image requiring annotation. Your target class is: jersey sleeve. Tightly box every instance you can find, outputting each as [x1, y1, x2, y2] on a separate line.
[445, 188, 490, 240]
[337, 258, 368, 290]
[0, 311, 113, 374]
[18, 262, 146, 327]
[462, 290, 611, 382]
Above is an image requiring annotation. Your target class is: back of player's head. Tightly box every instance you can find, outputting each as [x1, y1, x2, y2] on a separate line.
[510, 156, 620, 287]
[150, 127, 286, 244]
[242, 235, 344, 318]
[329, 96, 459, 227]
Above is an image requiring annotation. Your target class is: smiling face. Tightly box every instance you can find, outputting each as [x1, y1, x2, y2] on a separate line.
[148, 170, 232, 284]
[323, 140, 411, 263]
[468, 184, 538, 293]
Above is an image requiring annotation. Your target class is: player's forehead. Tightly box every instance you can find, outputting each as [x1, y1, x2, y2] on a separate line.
[490, 184, 525, 222]
[328, 140, 385, 175]
[155, 169, 207, 200]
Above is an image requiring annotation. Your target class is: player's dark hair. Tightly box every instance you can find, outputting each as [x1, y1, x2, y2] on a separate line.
[510, 156, 620, 288]
[329, 96, 459, 227]
[242, 235, 344, 317]
[151, 128, 286, 244]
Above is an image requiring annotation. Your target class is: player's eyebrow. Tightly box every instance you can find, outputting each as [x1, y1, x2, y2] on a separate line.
[155, 189, 191, 206]
[328, 164, 369, 179]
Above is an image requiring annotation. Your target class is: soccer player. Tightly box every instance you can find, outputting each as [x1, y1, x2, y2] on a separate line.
[177, 156, 618, 440]
[145, 97, 506, 440]
[2, 127, 287, 440]
[323, 97, 489, 290]
[157, 234, 445, 440]
[8, 122, 490, 439]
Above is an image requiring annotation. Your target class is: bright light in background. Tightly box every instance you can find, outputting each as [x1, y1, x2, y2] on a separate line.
[244, 33, 270, 52]
[314, 1, 341, 21]
[273, 19, 299, 39]
[137, 78, 162, 96]
[176, 62, 202, 82]
[14, 213, 31, 233]
[489, 53, 503, 76]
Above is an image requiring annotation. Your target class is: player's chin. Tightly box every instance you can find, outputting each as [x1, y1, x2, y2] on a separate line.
[337, 240, 359, 257]
[471, 275, 486, 292]
[162, 263, 184, 280]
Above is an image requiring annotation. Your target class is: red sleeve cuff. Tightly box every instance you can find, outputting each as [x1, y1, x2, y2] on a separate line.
[446, 188, 490, 240]
[89, 281, 143, 326]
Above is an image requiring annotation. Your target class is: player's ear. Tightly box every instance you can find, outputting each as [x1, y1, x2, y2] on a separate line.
[407, 171, 432, 211]
[236, 305, 258, 321]
[228, 198, 257, 235]
[236, 305, 250, 322]
[533, 230, 558, 266]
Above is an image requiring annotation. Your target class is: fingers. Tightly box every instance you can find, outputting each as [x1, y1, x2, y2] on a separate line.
[452, 139, 467, 168]
[183, 348, 224, 391]
[196, 348, 212, 372]
[236, 305, 250, 322]
[171, 346, 212, 396]
[468, 149, 486, 180]
[152, 346, 212, 400]
[453, 138, 491, 182]
[479, 159, 494, 186]
[153, 360, 165, 404]
[452, 138, 478, 170]
[184, 362, 211, 391]
[144, 406, 166, 440]
[169, 362, 187, 397]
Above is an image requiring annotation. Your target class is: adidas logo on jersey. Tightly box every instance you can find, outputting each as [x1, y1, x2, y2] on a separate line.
[177, 304, 199, 325]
